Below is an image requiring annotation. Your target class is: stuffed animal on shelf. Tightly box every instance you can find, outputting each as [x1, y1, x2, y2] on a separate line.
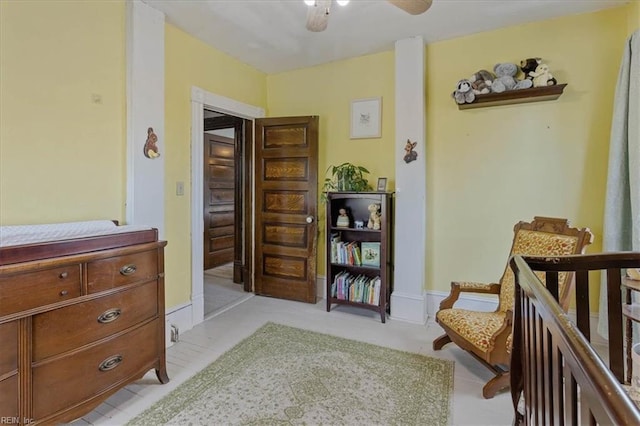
[336, 208, 350, 228]
[469, 69, 494, 95]
[452, 79, 475, 104]
[520, 57, 542, 82]
[490, 63, 533, 93]
[528, 63, 557, 87]
[367, 204, 381, 230]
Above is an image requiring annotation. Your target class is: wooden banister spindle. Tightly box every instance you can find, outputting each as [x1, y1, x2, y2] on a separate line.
[547, 271, 559, 301]
[575, 269, 590, 341]
[606, 268, 624, 383]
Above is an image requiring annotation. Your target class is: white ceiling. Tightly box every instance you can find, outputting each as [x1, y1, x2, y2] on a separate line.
[144, 0, 629, 74]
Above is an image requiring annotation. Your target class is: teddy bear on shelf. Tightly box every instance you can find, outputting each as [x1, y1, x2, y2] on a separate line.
[452, 79, 475, 104]
[367, 203, 381, 230]
[469, 69, 494, 95]
[520, 57, 542, 82]
[490, 63, 533, 93]
[528, 63, 557, 87]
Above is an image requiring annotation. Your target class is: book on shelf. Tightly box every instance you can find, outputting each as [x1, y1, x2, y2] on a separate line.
[330, 272, 380, 306]
[330, 235, 363, 266]
[361, 242, 381, 267]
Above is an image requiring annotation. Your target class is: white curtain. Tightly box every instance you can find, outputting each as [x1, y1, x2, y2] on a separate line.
[598, 30, 640, 339]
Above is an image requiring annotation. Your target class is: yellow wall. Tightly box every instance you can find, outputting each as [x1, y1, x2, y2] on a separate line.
[426, 7, 628, 309]
[267, 7, 630, 311]
[267, 52, 396, 272]
[0, 1, 267, 310]
[629, 0, 640, 34]
[163, 25, 267, 307]
[0, 1, 633, 313]
[0, 0, 126, 224]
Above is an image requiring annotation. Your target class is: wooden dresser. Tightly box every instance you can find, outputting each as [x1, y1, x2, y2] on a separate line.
[0, 227, 168, 425]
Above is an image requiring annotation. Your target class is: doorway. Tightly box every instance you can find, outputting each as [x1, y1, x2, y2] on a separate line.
[203, 111, 251, 317]
[189, 88, 319, 326]
[189, 87, 265, 326]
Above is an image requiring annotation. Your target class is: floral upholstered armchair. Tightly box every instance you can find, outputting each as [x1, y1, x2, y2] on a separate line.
[433, 217, 593, 398]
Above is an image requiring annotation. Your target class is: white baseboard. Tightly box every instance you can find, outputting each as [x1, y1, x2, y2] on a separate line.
[192, 292, 204, 326]
[317, 275, 326, 300]
[165, 301, 194, 348]
[390, 291, 427, 324]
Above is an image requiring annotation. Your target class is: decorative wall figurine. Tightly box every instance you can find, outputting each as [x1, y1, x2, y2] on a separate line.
[143, 127, 160, 159]
[403, 139, 418, 164]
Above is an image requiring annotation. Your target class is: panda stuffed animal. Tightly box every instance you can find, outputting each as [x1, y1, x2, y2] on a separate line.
[452, 79, 475, 104]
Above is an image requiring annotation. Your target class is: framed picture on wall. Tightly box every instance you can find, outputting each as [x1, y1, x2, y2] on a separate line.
[350, 97, 381, 139]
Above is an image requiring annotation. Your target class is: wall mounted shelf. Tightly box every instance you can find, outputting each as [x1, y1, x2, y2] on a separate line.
[458, 83, 567, 110]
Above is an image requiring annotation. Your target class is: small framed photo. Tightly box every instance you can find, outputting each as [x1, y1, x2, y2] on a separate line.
[350, 97, 381, 139]
[376, 177, 387, 192]
[361, 242, 381, 267]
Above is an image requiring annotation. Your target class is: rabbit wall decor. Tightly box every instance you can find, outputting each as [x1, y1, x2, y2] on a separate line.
[403, 139, 418, 164]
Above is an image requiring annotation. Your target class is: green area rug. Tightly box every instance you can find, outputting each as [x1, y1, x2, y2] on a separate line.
[129, 322, 454, 425]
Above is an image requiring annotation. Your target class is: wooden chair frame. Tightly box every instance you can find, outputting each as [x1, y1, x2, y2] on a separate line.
[433, 216, 593, 398]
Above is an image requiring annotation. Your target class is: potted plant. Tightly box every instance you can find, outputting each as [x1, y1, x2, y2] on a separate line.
[321, 162, 372, 202]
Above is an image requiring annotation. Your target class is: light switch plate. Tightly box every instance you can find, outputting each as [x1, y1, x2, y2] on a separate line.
[176, 181, 184, 196]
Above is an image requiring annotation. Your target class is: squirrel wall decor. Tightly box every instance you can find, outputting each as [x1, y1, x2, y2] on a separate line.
[144, 127, 160, 159]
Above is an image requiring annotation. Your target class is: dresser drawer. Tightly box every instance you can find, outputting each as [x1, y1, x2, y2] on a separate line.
[87, 250, 157, 293]
[32, 319, 160, 419]
[0, 321, 18, 376]
[0, 374, 19, 418]
[32, 281, 159, 361]
[0, 265, 81, 316]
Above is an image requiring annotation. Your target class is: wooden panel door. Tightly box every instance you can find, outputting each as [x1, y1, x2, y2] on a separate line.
[204, 132, 236, 270]
[255, 116, 319, 303]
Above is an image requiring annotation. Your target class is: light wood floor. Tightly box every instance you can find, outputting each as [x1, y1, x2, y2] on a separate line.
[204, 264, 251, 317]
[69, 296, 513, 425]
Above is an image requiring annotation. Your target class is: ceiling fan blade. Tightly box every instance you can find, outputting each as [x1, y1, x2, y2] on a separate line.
[306, 0, 331, 32]
[387, 0, 433, 15]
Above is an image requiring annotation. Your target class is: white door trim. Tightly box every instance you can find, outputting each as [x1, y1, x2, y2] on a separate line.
[190, 87, 265, 327]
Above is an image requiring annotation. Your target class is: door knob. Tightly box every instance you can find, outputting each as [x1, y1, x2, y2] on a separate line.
[306, 216, 314, 223]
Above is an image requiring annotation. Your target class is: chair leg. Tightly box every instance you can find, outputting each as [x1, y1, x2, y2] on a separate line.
[482, 371, 510, 399]
[433, 333, 452, 350]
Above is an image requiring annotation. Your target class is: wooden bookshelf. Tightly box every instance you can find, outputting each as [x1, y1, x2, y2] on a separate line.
[458, 83, 567, 110]
[325, 191, 393, 322]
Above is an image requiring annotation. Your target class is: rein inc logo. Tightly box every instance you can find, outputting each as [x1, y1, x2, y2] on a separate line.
[0, 418, 33, 424]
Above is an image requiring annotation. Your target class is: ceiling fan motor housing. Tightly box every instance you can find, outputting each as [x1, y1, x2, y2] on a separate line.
[305, 0, 432, 32]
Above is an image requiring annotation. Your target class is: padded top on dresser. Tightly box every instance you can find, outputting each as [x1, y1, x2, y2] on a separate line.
[0, 220, 157, 266]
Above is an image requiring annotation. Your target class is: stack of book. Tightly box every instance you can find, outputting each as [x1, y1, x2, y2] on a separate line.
[330, 271, 381, 306]
[329, 233, 362, 266]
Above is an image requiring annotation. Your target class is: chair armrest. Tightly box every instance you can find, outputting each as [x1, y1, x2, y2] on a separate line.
[456, 281, 501, 293]
[438, 281, 501, 310]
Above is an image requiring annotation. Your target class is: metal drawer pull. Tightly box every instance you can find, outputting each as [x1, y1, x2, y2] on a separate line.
[98, 354, 123, 372]
[59, 271, 68, 279]
[97, 308, 122, 324]
[59, 290, 68, 296]
[119, 264, 137, 276]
